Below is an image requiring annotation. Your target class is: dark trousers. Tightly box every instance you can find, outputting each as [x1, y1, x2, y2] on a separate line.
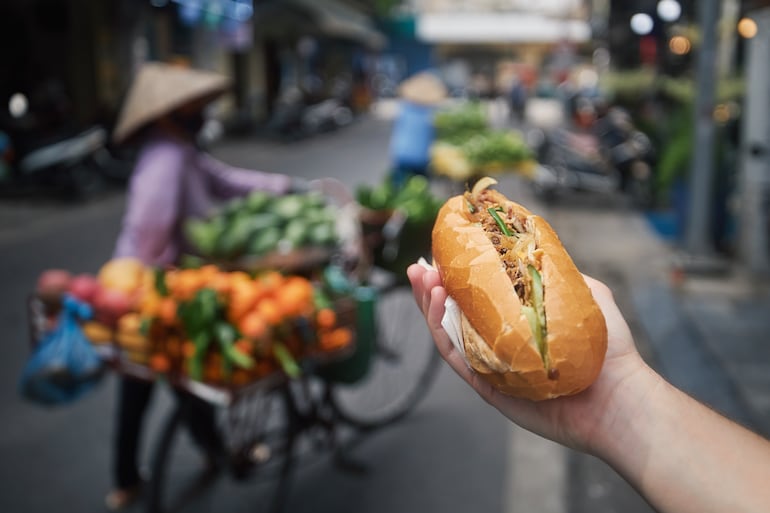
[113, 376, 224, 489]
[114, 376, 153, 489]
[392, 163, 428, 188]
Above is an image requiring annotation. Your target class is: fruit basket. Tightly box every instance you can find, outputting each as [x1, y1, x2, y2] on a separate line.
[27, 259, 360, 402]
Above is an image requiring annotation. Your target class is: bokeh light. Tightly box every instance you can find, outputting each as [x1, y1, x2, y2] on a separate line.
[738, 17, 758, 39]
[669, 35, 692, 55]
[657, 0, 682, 23]
[9, 93, 28, 119]
[630, 13, 654, 35]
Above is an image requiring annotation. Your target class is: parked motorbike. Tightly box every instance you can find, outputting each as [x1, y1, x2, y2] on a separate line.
[268, 86, 354, 141]
[0, 93, 131, 199]
[530, 105, 655, 208]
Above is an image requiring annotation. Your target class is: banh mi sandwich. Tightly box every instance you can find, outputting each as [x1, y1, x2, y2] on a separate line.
[431, 178, 607, 400]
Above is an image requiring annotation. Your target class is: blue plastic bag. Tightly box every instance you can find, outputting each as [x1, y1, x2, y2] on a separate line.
[19, 294, 105, 406]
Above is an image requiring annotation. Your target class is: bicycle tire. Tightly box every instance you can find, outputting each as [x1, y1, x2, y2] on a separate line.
[146, 405, 203, 513]
[330, 284, 441, 429]
[146, 386, 297, 513]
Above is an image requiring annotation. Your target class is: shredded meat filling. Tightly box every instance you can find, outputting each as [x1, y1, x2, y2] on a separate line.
[465, 188, 551, 372]
[466, 191, 538, 305]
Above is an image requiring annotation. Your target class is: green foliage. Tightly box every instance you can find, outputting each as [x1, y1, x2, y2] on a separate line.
[601, 70, 745, 105]
[178, 288, 254, 381]
[655, 104, 694, 195]
[434, 103, 488, 145]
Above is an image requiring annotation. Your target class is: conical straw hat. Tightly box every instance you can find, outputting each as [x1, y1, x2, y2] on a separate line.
[112, 62, 232, 144]
[398, 72, 447, 106]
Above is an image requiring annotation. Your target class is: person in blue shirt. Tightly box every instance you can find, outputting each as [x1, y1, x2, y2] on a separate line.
[389, 72, 447, 186]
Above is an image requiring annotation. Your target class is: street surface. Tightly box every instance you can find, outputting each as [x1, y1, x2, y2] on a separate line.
[1, 109, 767, 513]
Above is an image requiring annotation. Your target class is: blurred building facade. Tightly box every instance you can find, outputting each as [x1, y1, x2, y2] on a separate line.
[0, 0, 386, 135]
[401, 0, 595, 97]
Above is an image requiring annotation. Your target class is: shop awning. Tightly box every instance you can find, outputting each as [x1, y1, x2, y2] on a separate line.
[417, 12, 591, 44]
[255, 0, 386, 49]
[294, 0, 387, 49]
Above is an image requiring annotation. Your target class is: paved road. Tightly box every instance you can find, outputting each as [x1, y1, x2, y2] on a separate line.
[0, 111, 724, 513]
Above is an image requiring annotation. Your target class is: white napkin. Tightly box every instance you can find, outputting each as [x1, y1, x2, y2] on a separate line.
[417, 258, 466, 358]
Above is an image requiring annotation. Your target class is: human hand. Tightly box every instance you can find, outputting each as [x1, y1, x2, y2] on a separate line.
[407, 263, 657, 454]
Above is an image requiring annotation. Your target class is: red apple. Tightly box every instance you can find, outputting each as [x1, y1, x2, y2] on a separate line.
[36, 269, 72, 306]
[68, 273, 101, 304]
[92, 287, 134, 327]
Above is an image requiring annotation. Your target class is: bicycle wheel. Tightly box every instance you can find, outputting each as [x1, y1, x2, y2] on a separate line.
[146, 384, 296, 513]
[330, 283, 440, 429]
[146, 405, 211, 513]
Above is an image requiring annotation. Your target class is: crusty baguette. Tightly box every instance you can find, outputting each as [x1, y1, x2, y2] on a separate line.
[432, 192, 607, 400]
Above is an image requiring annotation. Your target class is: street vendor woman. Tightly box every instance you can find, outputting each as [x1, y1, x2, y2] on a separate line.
[388, 71, 447, 186]
[107, 61, 346, 510]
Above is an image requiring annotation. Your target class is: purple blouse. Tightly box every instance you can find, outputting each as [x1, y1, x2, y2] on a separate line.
[113, 134, 292, 266]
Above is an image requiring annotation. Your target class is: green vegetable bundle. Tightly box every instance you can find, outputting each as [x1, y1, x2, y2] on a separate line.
[355, 175, 444, 225]
[434, 103, 488, 145]
[356, 175, 445, 279]
[461, 131, 532, 168]
[184, 190, 339, 261]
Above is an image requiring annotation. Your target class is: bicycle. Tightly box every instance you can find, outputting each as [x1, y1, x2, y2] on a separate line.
[145, 212, 441, 513]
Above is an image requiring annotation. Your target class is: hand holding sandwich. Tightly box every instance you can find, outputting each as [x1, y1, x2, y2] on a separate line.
[408, 263, 645, 453]
[408, 185, 770, 513]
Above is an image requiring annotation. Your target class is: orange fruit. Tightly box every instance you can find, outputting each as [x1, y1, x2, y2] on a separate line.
[260, 271, 285, 293]
[182, 340, 197, 358]
[82, 321, 113, 344]
[168, 269, 206, 301]
[139, 290, 162, 317]
[207, 272, 232, 296]
[198, 265, 219, 280]
[230, 279, 261, 308]
[256, 298, 283, 325]
[275, 288, 303, 317]
[238, 312, 268, 340]
[235, 338, 254, 355]
[149, 353, 171, 373]
[158, 297, 178, 326]
[275, 277, 315, 317]
[287, 276, 313, 297]
[117, 312, 142, 335]
[320, 327, 353, 351]
[316, 308, 337, 330]
[229, 271, 252, 284]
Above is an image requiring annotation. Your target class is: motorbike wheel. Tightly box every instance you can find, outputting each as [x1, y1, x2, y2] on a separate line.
[627, 161, 655, 209]
[332, 107, 353, 127]
[531, 180, 558, 204]
[67, 160, 106, 199]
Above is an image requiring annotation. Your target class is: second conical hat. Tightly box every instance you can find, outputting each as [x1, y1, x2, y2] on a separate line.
[112, 62, 231, 144]
[398, 72, 448, 106]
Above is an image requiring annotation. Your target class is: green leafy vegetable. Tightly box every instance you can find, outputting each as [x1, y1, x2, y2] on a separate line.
[273, 343, 301, 378]
[487, 207, 513, 237]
